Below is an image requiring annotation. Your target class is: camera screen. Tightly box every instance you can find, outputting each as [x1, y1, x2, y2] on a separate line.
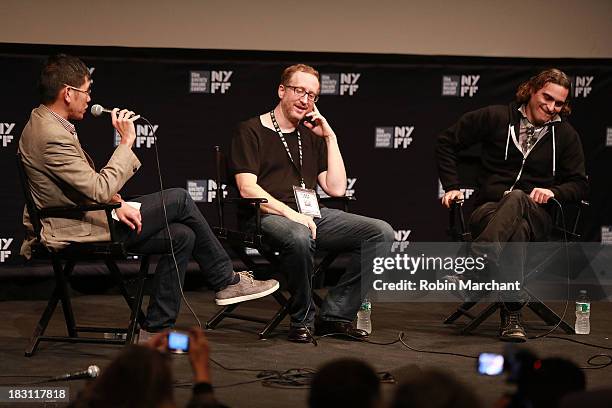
[168, 331, 189, 353]
[477, 353, 504, 376]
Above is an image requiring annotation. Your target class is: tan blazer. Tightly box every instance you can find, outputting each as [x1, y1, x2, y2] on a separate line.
[19, 105, 141, 258]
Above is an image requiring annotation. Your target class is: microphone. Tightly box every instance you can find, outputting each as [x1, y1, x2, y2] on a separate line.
[47, 365, 100, 382]
[90, 104, 141, 119]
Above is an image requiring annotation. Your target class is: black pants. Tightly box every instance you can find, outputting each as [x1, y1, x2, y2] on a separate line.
[469, 190, 552, 309]
[114, 188, 234, 330]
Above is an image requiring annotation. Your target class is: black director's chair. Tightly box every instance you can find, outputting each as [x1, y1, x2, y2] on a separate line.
[205, 146, 354, 338]
[17, 153, 153, 356]
[443, 198, 585, 335]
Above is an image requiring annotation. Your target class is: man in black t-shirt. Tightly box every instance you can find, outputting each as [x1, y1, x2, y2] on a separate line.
[231, 64, 394, 343]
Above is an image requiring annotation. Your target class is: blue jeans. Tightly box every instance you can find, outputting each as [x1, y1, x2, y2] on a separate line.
[115, 188, 234, 331]
[250, 208, 394, 327]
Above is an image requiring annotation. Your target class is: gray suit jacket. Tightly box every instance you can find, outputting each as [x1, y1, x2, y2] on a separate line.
[19, 105, 141, 258]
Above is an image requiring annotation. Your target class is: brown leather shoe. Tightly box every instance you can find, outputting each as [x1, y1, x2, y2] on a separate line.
[315, 320, 368, 340]
[288, 326, 313, 343]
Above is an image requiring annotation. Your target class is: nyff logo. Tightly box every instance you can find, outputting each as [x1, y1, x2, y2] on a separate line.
[0, 123, 15, 147]
[375, 126, 414, 149]
[317, 178, 357, 198]
[340, 73, 360, 96]
[394, 229, 411, 242]
[573, 76, 593, 98]
[0, 238, 13, 263]
[189, 70, 233, 94]
[114, 124, 158, 148]
[442, 75, 480, 97]
[187, 180, 227, 203]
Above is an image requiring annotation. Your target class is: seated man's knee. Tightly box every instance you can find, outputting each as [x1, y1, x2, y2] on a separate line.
[504, 189, 530, 204]
[283, 226, 315, 254]
[367, 219, 395, 242]
[169, 224, 196, 251]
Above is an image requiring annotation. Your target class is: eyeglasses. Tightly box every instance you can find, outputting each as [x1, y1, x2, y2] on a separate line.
[64, 84, 92, 95]
[283, 85, 319, 102]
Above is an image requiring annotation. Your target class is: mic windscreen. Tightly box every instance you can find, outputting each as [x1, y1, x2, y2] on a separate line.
[90, 104, 104, 117]
[88, 365, 100, 378]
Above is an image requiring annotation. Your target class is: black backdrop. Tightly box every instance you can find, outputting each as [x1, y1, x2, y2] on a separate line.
[1, 44, 611, 268]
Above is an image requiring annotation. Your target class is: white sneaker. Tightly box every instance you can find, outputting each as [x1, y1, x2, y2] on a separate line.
[215, 271, 279, 306]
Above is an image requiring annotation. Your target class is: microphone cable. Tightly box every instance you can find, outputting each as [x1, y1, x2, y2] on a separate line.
[528, 197, 570, 340]
[141, 116, 202, 329]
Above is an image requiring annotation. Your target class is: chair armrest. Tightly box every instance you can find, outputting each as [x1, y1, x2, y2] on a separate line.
[39, 203, 121, 242]
[39, 203, 121, 218]
[320, 196, 356, 203]
[224, 197, 268, 205]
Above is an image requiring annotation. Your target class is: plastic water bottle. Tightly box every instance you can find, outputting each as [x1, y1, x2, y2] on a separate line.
[575, 290, 590, 335]
[356, 298, 372, 334]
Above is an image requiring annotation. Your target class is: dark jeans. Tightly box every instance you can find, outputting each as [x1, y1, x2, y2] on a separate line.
[249, 208, 394, 327]
[469, 190, 552, 308]
[114, 188, 234, 330]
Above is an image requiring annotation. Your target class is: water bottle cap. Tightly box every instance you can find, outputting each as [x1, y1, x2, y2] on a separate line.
[579, 289, 587, 294]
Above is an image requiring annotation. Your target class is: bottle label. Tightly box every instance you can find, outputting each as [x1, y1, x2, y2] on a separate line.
[576, 302, 590, 313]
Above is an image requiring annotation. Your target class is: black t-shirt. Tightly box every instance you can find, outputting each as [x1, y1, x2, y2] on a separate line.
[230, 116, 328, 208]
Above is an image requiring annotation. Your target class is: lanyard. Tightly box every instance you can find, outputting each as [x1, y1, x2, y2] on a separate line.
[270, 110, 305, 188]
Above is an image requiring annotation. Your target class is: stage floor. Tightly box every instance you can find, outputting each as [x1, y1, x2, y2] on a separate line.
[0, 291, 611, 407]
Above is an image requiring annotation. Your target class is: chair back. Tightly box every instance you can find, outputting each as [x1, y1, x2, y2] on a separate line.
[16, 152, 43, 241]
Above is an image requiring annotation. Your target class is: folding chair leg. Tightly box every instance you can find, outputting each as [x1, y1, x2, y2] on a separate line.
[528, 301, 575, 334]
[104, 258, 148, 326]
[126, 256, 150, 344]
[54, 259, 77, 338]
[259, 302, 289, 339]
[25, 286, 62, 357]
[443, 301, 479, 324]
[460, 303, 501, 334]
[206, 304, 240, 329]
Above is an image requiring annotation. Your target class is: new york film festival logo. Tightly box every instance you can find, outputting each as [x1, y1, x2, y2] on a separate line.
[114, 124, 158, 149]
[601, 226, 612, 245]
[187, 180, 228, 203]
[437, 180, 474, 201]
[393, 229, 411, 242]
[0, 122, 15, 148]
[317, 178, 357, 198]
[442, 74, 480, 97]
[189, 70, 233, 94]
[374, 126, 415, 149]
[0, 237, 13, 263]
[571, 75, 594, 98]
[320, 73, 361, 96]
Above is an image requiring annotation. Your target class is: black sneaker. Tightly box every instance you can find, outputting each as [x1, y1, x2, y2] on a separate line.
[499, 308, 527, 342]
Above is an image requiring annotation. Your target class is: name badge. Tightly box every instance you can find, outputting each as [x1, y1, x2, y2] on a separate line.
[293, 186, 321, 218]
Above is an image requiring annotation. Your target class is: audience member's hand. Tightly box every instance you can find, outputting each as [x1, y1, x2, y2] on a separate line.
[146, 330, 169, 352]
[441, 190, 464, 208]
[530, 187, 554, 204]
[116, 201, 142, 234]
[187, 327, 211, 384]
[112, 108, 140, 148]
[286, 211, 317, 239]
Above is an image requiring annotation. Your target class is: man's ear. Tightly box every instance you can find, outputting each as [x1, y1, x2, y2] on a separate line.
[62, 87, 71, 104]
[278, 84, 285, 99]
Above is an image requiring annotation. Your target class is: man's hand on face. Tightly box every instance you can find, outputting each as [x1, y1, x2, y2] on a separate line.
[116, 201, 142, 233]
[302, 103, 335, 139]
[112, 108, 140, 148]
[530, 187, 555, 204]
[441, 190, 465, 208]
[286, 210, 317, 239]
